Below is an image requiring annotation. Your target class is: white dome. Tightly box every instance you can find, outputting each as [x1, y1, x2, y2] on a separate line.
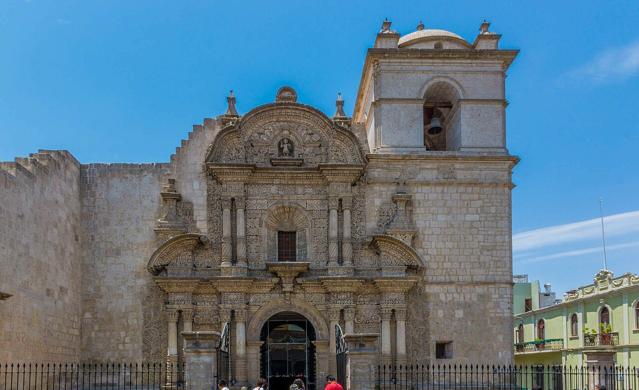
[398, 29, 468, 48]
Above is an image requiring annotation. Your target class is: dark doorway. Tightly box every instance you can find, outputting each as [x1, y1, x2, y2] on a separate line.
[260, 312, 316, 390]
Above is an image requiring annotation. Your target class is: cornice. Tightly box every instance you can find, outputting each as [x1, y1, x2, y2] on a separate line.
[366, 153, 519, 165]
[154, 278, 200, 293]
[320, 278, 365, 293]
[214, 278, 256, 293]
[374, 277, 419, 293]
[207, 163, 366, 185]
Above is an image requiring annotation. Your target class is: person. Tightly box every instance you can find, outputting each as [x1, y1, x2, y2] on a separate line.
[324, 375, 344, 390]
[293, 379, 305, 390]
[253, 378, 267, 390]
[218, 380, 230, 390]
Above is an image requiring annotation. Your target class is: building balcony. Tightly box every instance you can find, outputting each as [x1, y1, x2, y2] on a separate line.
[584, 332, 619, 348]
[514, 338, 563, 354]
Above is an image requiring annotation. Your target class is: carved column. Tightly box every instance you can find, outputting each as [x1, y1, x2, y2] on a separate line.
[328, 307, 341, 375]
[344, 307, 356, 334]
[395, 308, 407, 365]
[342, 196, 353, 268]
[221, 197, 232, 267]
[167, 309, 179, 360]
[182, 308, 194, 333]
[165, 309, 180, 387]
[235, 308, 248, 385]
[246, 340, 262, 386]
[235, 197, 247, 267]
[314, 339, 330, 390]
[328, 196, 339, 267]
[380, 307, 393, 365]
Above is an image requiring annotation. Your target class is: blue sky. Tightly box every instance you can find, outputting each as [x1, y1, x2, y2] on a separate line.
[2, 1, 638, 295]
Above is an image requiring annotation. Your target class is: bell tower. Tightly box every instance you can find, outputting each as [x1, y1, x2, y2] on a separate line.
[353, 19, 518, 154]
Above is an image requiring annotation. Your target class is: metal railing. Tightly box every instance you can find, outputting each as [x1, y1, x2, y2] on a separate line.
[514, 339, 564, 353]
[377, 365, 639, 390]
[0, 363, 184, 390]
[584, 333, 620, 347]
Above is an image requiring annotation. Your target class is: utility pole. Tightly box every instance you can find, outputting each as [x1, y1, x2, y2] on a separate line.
[599, 198, 609, 270]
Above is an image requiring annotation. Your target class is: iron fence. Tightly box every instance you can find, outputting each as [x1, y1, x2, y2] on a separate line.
[377, 365, 639, 390]
[0, 363, 184, 390]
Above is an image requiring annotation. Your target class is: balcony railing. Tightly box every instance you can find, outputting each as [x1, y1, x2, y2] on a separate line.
[584, 332, 619, 347]
[515, 338, 564, 353]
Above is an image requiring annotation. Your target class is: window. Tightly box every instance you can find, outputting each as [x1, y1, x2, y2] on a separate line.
[570, 314, 578, 337]
[434, 42, 443, 49]
[600, 306, 610, 326]
[537, 319, 545, 340]
[525, 298, 533, 312]
[635, 302, 639, 329]
[435, 341, 453, 359]
[277, 231, 296, 262]
[517, 324, 524, 344]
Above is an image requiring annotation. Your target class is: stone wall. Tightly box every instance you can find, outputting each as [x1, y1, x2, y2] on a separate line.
[79, 163, 168, 361]
[0, 151, 82, 361]
[169, 120, 219, 234]
[365, 155, 515, 364]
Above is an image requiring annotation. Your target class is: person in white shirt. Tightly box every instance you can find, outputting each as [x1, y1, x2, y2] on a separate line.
[252, 378, 267, 390]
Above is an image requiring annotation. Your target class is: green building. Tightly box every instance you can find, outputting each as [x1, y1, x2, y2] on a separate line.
[514, 274, 559, 315]
[513, 270, 639, 367]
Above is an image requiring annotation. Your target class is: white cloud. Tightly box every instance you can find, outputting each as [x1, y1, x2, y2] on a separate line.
[515, 240, 639, 265]
[513, 210, 639, 253]
[569, 40, 639, 83]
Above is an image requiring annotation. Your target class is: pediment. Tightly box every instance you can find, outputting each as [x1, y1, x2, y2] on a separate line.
[206, 102, 365, 167]
[369, 234, 424, 270]
[147, 233, 210, 276]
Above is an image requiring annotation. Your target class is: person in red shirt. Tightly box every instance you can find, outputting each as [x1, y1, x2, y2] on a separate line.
[324, 375, 344, 390]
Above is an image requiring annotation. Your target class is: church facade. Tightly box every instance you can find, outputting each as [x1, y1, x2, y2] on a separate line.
[0, 20, 518, 389]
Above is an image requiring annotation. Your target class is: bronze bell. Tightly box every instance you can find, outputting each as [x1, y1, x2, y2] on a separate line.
[428, 116, 443, 135]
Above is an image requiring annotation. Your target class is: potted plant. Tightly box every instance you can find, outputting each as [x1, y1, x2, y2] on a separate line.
[599, 323, 612, 345]
[583, 327, 596, 344]
[535, 337, 545, 350]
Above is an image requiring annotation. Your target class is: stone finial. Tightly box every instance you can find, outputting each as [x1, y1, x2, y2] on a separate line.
[385, 192, 416, 246]
[333, 93, 347, 118]
[156, 178, 186, 235]
[379, 18, 393, 33]
[224, 90, 239, 117]
[374, 18, 399, 48]
[417, 21, 425, 31]
[473, 19, 500, 49]
[479, 20, 491, 34]
[275, 86, 298, 103]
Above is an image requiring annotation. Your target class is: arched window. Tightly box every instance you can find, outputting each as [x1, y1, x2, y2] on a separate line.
[537, 319, 545, 340]
[517, 323, 524, 343]
[570, 314, 578, 337]
[635, 302, 639, 329]
[600, 306, 610, 326]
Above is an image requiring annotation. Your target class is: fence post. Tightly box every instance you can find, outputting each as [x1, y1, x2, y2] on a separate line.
[344, 333, 379, 390]
[182, 331, 221, 390]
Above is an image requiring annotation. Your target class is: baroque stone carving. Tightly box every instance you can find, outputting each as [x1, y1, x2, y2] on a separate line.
[205, 93, 364, 168]
[147, 233, 209, 275]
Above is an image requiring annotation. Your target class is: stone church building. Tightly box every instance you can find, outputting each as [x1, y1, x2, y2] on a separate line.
[0, 20, 518, 389]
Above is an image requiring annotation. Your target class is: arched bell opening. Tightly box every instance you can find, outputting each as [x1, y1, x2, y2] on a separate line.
[422, 80, 461, 151]
[259, 312, 317, 390]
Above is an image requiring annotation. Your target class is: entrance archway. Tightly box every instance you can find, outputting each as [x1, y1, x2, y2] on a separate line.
[259, 312, 317, 390]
